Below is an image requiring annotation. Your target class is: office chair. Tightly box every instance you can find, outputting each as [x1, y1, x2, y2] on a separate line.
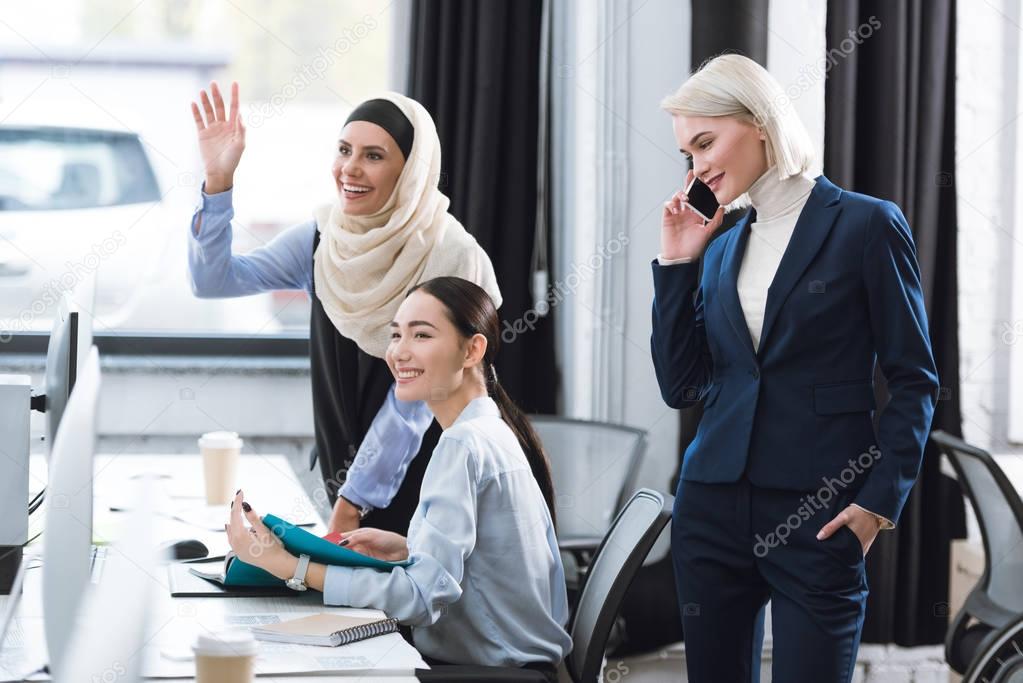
[930, 431, 1023, 674]
[962, 611, 1023, 682]
[416, 488, 673, 683]
[528, 416, 647, 584]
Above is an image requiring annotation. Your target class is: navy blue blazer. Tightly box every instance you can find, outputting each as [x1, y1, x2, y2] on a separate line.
[651, 174, 939, 524]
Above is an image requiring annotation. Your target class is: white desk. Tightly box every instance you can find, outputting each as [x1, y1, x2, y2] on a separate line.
[3, 453, 425, 682]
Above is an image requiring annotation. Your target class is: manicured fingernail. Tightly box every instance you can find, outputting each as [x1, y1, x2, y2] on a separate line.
[230, 500, 234, 509]
[241, 502, 251, 513]
[236, 489, 242, 494]
[339, 539, 349, 547]
[816, 531, 824, 540]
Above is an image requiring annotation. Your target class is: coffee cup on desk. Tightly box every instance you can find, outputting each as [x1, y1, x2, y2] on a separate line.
[198, 431, 243, 505]
[192, 630, 257, 683]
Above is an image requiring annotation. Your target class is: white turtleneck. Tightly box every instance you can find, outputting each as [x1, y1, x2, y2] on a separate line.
[736, 166, 816, 350]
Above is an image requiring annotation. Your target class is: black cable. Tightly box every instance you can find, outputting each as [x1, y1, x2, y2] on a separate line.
[28, 488, 45, 515]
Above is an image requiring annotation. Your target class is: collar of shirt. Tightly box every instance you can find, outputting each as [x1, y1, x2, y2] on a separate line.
[747, 164, 816, 224]
[452, 396, 501, 426]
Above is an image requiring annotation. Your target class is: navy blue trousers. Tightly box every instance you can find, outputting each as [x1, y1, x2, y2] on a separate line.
[673, 476, 868, 682]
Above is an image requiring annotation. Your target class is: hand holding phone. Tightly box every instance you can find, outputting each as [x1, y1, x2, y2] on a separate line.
[661, 169, 725, 260]
[683, 175, 720, 222]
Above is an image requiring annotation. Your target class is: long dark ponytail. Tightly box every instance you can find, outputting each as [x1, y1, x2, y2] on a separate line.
[407, 277, 557, 525]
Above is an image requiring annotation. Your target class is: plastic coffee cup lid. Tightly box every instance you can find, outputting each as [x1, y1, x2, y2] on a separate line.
[198, 431, 243, 449]
[192, 630, 258, 657]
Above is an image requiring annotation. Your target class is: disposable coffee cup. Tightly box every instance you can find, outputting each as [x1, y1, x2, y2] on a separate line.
[192, 630, 257, 683]
[198, 431, 243, 505]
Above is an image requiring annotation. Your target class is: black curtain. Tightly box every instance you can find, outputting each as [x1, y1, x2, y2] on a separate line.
[407, 0, 557, 414]
[824, 0, 966, 646]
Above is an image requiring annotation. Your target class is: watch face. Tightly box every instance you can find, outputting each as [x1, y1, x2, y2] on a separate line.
[286, 578, 307, 591]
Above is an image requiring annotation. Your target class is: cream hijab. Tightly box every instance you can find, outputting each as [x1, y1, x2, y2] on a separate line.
[312, 93, 502, 358]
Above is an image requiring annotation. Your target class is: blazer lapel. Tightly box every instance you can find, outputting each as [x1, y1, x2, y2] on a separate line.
[757, 175, 843, 355]
[718, 208, 758, 362]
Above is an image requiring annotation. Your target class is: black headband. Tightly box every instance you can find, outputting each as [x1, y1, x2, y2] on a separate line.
[344, 99, 414, 160]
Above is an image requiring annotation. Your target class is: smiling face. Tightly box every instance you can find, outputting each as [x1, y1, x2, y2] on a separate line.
[332, 120, 406, 215]
[385, 289, 487, 405]
[673, 114, 769, 205]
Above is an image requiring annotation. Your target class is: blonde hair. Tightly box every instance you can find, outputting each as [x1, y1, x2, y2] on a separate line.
[661, 53, 818, 202]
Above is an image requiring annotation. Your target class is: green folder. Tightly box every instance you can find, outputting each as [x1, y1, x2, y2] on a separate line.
[189, 513, 411, 589]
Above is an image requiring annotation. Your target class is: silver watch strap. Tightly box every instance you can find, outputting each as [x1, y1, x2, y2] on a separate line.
[294, 553, 310, 583]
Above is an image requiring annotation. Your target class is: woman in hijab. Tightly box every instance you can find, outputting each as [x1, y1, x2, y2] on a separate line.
[188, 82, 501, 536]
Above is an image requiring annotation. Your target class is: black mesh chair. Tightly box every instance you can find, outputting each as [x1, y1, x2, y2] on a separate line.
[528, 416, 647, 583]
[962, 612, 1023, 682]
[930, 431, 1023, 674]
[417, 488, 673, 683]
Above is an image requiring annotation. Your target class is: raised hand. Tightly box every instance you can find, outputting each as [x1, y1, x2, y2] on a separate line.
[661, 169, 725, 261]
[191, 81, 245, 194]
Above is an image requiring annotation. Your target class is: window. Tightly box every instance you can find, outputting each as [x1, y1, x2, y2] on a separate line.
[0, 0, 397, 346]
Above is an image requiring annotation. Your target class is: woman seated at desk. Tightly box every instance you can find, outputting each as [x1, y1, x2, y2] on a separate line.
[226, 277, 571, 681]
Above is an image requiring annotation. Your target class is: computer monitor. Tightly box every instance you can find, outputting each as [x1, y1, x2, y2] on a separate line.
[41, 345, 100, 679]
[42, 293, 78, 456]
[59, 478, 156, 683]
[70, 272, 95, 389]
[28, 277, 95, 513]
[40, 272, 96, 453]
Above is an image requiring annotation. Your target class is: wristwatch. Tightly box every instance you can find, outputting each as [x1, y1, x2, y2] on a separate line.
[286, 554, 311, 591]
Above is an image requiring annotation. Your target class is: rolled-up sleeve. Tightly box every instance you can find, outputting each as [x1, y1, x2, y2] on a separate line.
[323, 439, 478, 626]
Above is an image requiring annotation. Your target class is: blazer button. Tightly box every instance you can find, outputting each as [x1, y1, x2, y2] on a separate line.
[751, 369, 760, 379]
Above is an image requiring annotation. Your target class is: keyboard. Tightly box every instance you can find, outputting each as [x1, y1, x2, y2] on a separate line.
[89, 545, 108, 584]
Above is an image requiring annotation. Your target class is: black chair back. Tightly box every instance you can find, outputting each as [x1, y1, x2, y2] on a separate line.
[567, 488, 672, 682]
[930, 431, 1023, 673]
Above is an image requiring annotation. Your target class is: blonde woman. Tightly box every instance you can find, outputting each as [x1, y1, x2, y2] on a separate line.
[652, 54, 937, 682]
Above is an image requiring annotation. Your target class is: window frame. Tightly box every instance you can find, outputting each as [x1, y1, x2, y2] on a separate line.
[2, 331, 308, 357]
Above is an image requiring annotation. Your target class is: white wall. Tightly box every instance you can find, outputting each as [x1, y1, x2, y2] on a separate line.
[618, 0, 690, 504]
[551, 0, 690, 535]
[956, 0, 1023, 452]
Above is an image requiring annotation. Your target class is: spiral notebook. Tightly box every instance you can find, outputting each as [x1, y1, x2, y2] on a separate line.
[250, 612, 399, 647]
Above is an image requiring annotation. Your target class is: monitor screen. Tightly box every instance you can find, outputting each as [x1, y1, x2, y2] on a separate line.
[43, 294, 78, 457]
[42, 346, 100, 676]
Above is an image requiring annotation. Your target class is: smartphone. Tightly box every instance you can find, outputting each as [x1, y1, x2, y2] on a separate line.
[684, 176, 720, 222]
